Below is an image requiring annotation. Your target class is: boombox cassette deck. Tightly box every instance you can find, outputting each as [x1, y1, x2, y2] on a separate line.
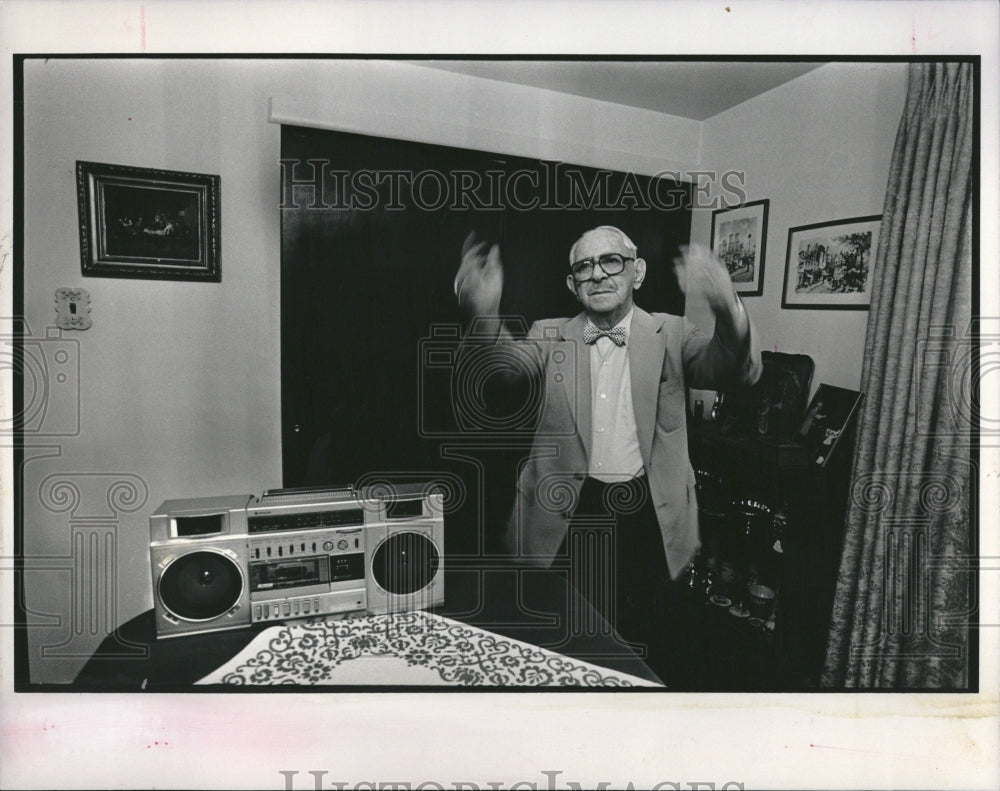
[149, 485, 444, 639]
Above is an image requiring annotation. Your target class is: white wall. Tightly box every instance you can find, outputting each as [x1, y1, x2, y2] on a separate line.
[692, 62, 909, 392]
[269, 60, 703, 176]
[20, 58, 704, 683]
[22, 59, 283, 684]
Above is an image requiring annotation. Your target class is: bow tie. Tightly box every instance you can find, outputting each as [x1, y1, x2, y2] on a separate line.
[583, 325, 627, 346]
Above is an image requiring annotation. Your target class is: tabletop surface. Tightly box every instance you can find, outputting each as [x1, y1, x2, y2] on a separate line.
[73, 565, 663, 690]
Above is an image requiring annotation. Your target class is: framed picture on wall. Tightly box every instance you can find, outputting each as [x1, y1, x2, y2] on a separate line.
[781, 215, 881, 309]
[710, 198, 769, 296]
[76, 161, 220, 282]
[797, 384, 864, 468]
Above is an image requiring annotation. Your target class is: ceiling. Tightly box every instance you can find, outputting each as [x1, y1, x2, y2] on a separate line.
[414, 60, 825, 121]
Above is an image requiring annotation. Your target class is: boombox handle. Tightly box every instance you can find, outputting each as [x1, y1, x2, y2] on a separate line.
[263, 484, 355, 498]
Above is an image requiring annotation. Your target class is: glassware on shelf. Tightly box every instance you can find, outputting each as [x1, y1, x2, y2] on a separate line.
[681, 556, 703, 598]
[766, 506, 787, 589]
[755, 506, 786, 631]
[727, 571, 751, 618]
[700, 555, 717, 600]
[695, 469, 729, 607]
[694, 468, 728, 516]
[710, 559, 736, 607]
[746, 581, 777, 621]
[681, 548, 716, 603]
[729, 496, 773, 619]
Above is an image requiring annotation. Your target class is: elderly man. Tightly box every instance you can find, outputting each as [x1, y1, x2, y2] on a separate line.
[454, 226, 761, 681]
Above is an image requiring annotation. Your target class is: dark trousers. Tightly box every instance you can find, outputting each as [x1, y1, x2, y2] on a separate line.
[558, 475, 672, 683]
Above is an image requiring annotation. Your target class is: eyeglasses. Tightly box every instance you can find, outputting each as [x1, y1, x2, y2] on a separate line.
[569, 253, 633, 282]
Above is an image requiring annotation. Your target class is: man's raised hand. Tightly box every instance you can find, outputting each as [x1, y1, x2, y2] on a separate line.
[673, 242, 742, 315]
[673, 242, 749, 341]
[454, 231, 504, 317]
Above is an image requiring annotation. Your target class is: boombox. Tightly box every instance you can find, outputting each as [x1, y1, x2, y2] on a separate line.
[149, 485, 444, 639]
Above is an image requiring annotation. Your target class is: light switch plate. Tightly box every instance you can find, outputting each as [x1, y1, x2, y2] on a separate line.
[55, 287, 92, 330]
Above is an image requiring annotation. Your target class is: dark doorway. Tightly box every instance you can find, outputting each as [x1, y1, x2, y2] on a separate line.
[280, 124, 692, 557]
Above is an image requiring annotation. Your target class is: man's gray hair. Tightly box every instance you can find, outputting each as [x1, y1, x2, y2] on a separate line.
[569, 226, 639, 264]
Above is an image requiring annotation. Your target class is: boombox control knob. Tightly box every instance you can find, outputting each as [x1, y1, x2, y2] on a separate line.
[322, 540, 334, 551]
[337, 539, 349, 550]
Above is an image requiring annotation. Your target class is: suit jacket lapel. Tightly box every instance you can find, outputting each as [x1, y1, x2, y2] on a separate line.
[629, 307, 666, 467]
[562, 313, 592, 459]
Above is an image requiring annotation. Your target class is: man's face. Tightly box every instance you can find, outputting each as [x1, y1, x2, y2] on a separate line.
[566, 228, 646, 319]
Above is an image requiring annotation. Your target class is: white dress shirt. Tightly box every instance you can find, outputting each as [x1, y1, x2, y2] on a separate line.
[587, 309, 644, 482]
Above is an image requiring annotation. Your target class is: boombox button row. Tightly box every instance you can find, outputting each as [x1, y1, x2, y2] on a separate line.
[254, 599, 321, 621]
[252, 542, 317, 560]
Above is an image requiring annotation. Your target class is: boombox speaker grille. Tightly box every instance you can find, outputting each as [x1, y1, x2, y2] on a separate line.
[158, 549, 245, 621]
[372, 532, 440, 595]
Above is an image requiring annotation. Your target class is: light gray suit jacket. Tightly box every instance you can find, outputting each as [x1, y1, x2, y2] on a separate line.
[500, 305, 761, 578]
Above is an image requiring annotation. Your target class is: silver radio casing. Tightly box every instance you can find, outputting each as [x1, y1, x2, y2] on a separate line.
[148, 486, 445, 639]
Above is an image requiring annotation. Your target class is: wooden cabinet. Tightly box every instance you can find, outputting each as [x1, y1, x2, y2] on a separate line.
[671, 421, 852, 690]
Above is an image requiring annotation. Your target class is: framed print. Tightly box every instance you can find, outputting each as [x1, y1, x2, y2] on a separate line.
[796, 384, 864, 468]
[76, 160, 220, 281]
[710, 198, 769, 296]
[781, 215, 881, 309]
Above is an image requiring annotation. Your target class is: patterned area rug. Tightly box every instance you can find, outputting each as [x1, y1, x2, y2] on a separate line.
[196, 610, 660, 687]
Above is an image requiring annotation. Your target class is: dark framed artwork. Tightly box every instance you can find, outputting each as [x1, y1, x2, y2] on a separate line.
[781, 215, 881, 309]
[797, 384, 864, 468]
[76, 161, 220, 281]
[710, 198, 769, 296]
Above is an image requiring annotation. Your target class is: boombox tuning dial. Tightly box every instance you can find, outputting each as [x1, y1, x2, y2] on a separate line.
[322, 540, 334, 551]
[337, 539, 349, 550]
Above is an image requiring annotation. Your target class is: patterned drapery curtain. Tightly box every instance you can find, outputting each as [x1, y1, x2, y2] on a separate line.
[822, 63, 975, 689]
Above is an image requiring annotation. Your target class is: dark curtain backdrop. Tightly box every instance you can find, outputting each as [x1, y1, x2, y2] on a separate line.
[280, 125, 692, 558]
[822, 63, 975, 689]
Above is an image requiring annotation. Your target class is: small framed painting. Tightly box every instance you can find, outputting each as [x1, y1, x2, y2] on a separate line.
[76, 161, 220, 282]
[782, 215, 881, 309]
[710, 199, 769, 296]
[797, 384, 865, 468]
